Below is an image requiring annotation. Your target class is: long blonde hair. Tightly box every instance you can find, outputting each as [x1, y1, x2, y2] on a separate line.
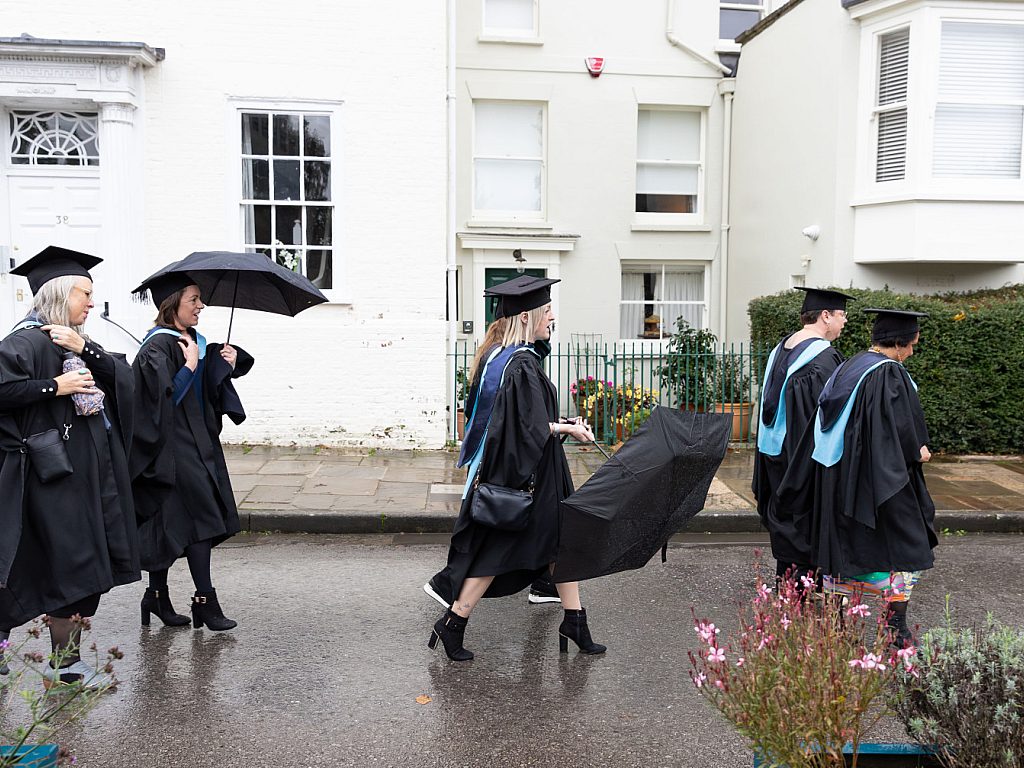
[500, 306, 547, 349]
[470, 317, 510, 385]
[32, 275, 87, 336]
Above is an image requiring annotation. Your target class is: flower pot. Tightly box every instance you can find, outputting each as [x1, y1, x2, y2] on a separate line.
[0, 744, 59, 768]
[753, 743, 942, 767]
[713, 401, 754, 441]
[456, 408, 466, 440]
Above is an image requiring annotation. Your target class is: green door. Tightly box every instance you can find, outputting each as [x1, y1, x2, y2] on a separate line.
[484, 267, 546, 325]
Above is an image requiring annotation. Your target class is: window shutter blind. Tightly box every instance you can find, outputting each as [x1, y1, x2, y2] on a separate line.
[876, 28, 910, 182]
[934, 22, 1024, 178]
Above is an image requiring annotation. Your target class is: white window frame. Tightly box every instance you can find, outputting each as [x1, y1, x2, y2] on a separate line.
[618, 262, 709, 344]
[633, 107, 706, 228]
[471, 99, 548, 224]
[225, 97, 347, 303]
[853, 6, 1024, 206]
[718, 1, 765, 52]
[480, 0, 541, 44]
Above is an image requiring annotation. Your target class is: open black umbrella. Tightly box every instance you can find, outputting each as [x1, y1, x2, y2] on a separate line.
[133, 251, 328, 342]
[553, 407, 732, 583]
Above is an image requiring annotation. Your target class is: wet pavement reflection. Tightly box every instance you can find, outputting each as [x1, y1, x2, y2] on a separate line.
[12, 533, 1021, 768]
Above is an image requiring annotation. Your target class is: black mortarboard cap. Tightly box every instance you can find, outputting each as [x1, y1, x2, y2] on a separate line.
[864, 308, 928, 341]
[132, 271, 196, 306]
[11, 245, 102, 294]
[484, 275, 560, 319]
[794, 287, 856, 313]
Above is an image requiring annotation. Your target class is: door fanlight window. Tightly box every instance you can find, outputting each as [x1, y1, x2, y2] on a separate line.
[8, 111, 100, 166]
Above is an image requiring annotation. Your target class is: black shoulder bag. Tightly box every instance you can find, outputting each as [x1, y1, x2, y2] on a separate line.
[23, 399, 75, 484]
[469, 471, 536, 532]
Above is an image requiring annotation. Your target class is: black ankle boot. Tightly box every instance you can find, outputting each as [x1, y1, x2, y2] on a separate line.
[428, 609, 473, 661]
[141, 588, 190, 627]
[191, 590, 237, 631]
[558, 608, 606, 654]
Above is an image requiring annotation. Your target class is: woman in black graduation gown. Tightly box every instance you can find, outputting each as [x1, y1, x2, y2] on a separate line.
[425, 276, 605, 662]
[130, 274, 254, 632]
[780, 308, 936, 646]
[752, 287, 850, 582]
[0, 247, 138, 688]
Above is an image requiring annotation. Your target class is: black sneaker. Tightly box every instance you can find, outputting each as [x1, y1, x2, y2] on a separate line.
[422, 578, 451, 609]
[527, 577, 561, 605]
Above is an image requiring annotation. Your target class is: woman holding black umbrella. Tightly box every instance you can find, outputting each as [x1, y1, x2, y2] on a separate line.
[129, 274, 254, 631]
[424, 275, 605, 662]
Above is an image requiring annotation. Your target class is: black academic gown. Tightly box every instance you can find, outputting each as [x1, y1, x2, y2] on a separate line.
[780, 353, 937, 577]
[130, 329, 253, 572]
[752, 338, 843, 568]
[429, 351, 572, 605]
[0, 327, 139, 631]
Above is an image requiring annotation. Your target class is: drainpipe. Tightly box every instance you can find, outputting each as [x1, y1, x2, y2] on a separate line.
[446, 0, 459, 442]
[718, 79, 735, 340]
[666, 0, 732, 76]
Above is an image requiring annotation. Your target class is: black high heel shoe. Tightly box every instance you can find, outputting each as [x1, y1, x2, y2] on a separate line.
[141, 588, 190, 627]
[191, 590, 237, 631]
[428, 609, 473, 661]
[558, 608, 606, 654]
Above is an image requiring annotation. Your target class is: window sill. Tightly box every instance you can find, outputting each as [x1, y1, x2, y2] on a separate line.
[478, 34, 544, 46]
[466, 219, 552, 230]
[851, 191, 1024, 207]
[630, 222, 713, 232]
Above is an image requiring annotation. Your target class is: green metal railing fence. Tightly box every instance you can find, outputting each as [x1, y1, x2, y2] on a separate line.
[449, 341, 771, 445]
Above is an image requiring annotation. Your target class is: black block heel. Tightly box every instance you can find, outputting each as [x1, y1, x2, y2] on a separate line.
[141, 588, 190, 628]
[191, 590, 237, 632]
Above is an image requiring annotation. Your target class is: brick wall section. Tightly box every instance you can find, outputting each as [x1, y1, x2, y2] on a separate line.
[3, 1, 450, 446]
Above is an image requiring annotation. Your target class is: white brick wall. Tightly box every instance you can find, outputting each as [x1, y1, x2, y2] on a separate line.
[2, 1, 450, 447]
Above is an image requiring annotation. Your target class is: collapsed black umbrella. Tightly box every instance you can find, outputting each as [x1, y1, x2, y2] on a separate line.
[133, 251, 328, 342]
[552, 407, 732, 583]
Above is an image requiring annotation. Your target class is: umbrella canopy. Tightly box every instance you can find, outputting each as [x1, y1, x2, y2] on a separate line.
[553, 407, 732, 583]
[133, 251, 328, 341]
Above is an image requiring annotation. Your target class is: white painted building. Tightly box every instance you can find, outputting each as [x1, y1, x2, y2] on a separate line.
[0, 1, 449, 447]
[452, 0, 745, 353]
[727, 0, 1024, 341]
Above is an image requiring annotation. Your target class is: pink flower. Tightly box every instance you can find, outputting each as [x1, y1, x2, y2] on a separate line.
[692, 671, 707, 688]
[849, 658, 865, 669]
[800, 574, 816, 591]
[780, 615, 792, 631]
[850, 652, 887, 672]
[714, 679, 725, 689]
[757, 633, 774, 651]
[757, 583, 772, 600]
[695, 622, 720, 643]
[847, 603, 871, 618]
[896, 646, 917, 661]
[707, 646, 726, 664]
[736, 657, 745, 667]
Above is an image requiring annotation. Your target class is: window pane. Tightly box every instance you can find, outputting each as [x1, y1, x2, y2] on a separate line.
[876, 108, 908, 182]
[273, 114, 300, 156]
[484, 0, 535, 34]
[720, 9, 761, 40]
[306, 249, 332, 289]
[242, 159, 270, 199]
[934, 104, 1023, 178]
[242, 113, 269, 155]
[275, 247, 302, 272]
[475, 102, 543, 157]
[636, 193, 697, 214]
[940, 22, 1024, 102]
[304, 116, 331, 156]
[660, 303, 704, 332]
[878, 28, 910, 106]
[637, 110, 700, 162]
[275, 206, 303, 245]
[305, 161, 332, 201]
[243, 204, 272, 245]
[474, 158, 542, 211]
[636, 163, 698, 195]
[273, 159, 301, 200]
[308, 208, 333, 246]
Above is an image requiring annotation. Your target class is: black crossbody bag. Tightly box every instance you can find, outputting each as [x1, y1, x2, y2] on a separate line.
[469, 472, 536, 532]
[23, 400, 75, 484]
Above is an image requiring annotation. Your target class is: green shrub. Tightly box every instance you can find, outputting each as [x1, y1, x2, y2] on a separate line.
[891, 613, 1024, 767]
[748, 285, 1024, 454]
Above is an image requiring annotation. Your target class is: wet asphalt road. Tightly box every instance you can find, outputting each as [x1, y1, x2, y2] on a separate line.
[13, 533, 1024, 768]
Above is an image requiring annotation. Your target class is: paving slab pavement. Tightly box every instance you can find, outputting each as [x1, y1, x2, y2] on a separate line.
[225, 444, 1024, 535]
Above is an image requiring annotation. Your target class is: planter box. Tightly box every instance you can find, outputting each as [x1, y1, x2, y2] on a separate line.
[754, 743, 942, 767]
[713, 401, 754, 442]
[0, 745, 59, 768]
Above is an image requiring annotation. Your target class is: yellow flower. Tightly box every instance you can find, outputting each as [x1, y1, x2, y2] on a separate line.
[952, 311, 966, 322]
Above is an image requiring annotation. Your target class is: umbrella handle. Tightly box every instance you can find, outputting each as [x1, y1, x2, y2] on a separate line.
[225, 273, 239, 345]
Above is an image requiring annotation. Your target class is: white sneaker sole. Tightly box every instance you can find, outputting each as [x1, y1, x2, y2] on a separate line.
[527, 594, 562, 605]
[422, 582, 451, 609]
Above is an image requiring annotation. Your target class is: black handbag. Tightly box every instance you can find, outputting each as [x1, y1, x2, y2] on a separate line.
[23, 427, 74, 484]
[469, 474, 536, 532]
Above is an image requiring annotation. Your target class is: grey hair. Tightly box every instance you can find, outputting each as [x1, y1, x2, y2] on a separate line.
[31, 275, 88, 336]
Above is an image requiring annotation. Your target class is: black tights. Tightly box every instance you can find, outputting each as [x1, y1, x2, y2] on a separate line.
[148, 539, 215, 594]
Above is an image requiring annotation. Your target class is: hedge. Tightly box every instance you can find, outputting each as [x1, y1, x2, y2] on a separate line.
[748, 285, 1024, 454]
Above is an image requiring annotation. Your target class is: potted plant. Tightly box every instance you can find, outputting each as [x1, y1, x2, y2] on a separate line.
[611, 385, 658, 443]
[891, 612, 1023, 767]
[1, 617, 122, 767]
[712, 352, 755, 442]
[689, 567, 940, 767]
[657, 317, 718, 412]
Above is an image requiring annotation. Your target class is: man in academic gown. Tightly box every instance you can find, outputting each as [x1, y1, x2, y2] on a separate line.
[779, 308, 936, 645]
[0, 246, 138, 687]
[752, 287, 851, 582]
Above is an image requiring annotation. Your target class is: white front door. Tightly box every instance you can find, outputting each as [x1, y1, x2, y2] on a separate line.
[2, 173, 102, 332]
